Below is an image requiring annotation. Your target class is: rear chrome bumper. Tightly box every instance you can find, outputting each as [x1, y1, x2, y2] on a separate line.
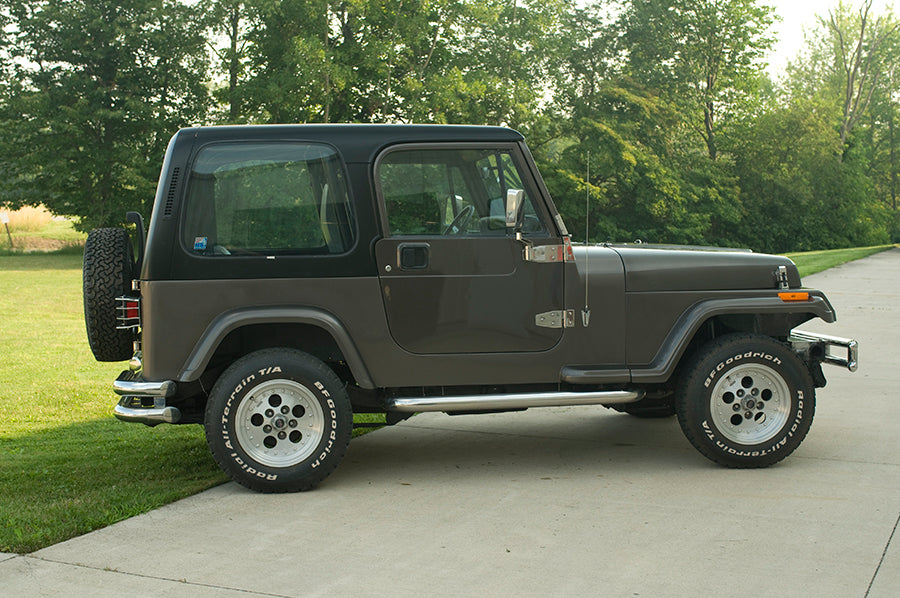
[113, 370, 181, 425]
[790, 330, 859, 372]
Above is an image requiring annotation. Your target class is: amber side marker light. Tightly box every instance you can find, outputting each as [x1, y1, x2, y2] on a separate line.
[778, 292, 810, 302]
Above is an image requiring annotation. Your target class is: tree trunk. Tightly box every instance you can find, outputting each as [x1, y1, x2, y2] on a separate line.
[229, 8, 240, 122]
[891, 108, 897, 212]
[704, 102, 717, 161]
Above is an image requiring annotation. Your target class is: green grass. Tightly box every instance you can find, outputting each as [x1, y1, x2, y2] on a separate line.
[0, 252, 228, 553]
[785, 244, 896, 278]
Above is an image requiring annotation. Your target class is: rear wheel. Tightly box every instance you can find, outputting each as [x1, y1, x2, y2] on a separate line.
[675, 334, 815, 468]
[82, 227, 135, 362]
[205, 348, 352, 493]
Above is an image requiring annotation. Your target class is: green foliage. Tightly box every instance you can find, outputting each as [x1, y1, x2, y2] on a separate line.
[0, 0, 897, 250]
[0, 0, 211, 230]
[206, 0, 571, 126]
[621, 0, 776, 161]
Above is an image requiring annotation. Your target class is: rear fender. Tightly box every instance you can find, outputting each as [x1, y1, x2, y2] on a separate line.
[177, 306, 375, 388]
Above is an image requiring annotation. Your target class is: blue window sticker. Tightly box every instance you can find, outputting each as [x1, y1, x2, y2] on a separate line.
[193, 236, 208, 251]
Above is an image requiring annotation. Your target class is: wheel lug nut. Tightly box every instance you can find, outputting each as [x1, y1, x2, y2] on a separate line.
[744, 411, 752, 419]
[278, 431, 287, 440]
[281, 405, 289, 414]
[263, 425, 272, 433]
[733, 404, 741, 412]
[265, 409, 274, 417]
[737, 389, 745, 397]
[751, 388, 759, 396]
[288, 420, 297, 428]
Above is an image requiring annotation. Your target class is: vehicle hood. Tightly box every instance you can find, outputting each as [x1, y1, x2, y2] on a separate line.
[602, 244, 800, 292]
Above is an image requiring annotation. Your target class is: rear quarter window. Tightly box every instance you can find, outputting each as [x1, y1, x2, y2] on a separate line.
[182, 142, 355, 256]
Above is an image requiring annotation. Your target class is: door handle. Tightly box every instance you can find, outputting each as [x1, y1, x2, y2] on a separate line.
[398, 243, 429, 270]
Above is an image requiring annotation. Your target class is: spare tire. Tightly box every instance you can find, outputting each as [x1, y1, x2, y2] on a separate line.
[83, 228, 135, 362]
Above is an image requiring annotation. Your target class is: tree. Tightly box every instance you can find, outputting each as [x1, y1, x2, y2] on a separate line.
[827, 1, 900, 148]
[729, 91, 891, 252]
[209, 0, 571, 126]
[205, 0, 254, 123]
[622, 0, 776, 161]
[537, 2, 744, 247]
[783, 0, 899, 243]
[0, 0, 211, 229]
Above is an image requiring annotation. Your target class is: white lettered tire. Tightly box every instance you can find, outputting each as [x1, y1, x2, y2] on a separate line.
[205, 348, 352, 492]
[675, 333, 815, 468]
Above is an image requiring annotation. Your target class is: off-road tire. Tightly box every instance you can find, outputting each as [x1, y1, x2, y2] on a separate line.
[205, 348, 353, 493]
[83, 227, 135, 362]
[675, 333, 815, 468]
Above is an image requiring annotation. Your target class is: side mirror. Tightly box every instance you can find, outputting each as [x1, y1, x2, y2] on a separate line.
[505, 189, 524, 229]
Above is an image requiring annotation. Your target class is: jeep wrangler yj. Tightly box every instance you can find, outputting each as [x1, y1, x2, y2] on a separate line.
[82, 124, 858, 493]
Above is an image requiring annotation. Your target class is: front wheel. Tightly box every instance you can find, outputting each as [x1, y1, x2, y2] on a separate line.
[675, 334, 815, 468]
[205, 349, 352, 492]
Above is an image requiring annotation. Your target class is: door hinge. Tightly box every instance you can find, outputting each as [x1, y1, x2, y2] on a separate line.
[524, 238, 576, 264]
[535, 309, 576, 329]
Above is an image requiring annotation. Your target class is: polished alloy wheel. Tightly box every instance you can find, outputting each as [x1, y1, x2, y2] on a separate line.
[709, 363, 791, 445]
[235, 379, 325, 467]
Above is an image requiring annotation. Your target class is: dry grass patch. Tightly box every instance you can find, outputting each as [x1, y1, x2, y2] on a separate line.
[3, 205, 54, 231]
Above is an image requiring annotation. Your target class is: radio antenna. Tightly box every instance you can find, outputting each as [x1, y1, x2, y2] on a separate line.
[582, 151, 591, 328]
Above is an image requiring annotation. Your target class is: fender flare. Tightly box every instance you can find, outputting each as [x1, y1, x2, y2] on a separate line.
[176, 306, 375, 389]
[630, 292, 836, 384]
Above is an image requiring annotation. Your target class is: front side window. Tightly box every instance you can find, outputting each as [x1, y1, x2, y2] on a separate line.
[183, 143, 354, 256]
[377, 147, 547, 237]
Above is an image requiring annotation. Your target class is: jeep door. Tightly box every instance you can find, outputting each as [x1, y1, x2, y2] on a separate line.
[374, 144, 565, 355]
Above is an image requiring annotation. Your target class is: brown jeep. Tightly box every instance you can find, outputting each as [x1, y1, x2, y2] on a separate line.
[82, 125, 857, 492]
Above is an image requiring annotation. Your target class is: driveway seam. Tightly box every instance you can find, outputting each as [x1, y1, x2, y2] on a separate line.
[24, 555, 292, 597]
[865, 510, 900, 597]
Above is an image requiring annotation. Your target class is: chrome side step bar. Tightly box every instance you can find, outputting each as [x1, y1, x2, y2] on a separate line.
[386, 390, 644, 414]
[790, 330, 859, 372]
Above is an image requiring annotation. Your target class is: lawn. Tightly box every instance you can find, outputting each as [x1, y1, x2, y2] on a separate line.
[785, 244, 895, 277]
[0, 252, 227, 553]
[0, 236, 894, 554]
[1, 206, 86, 253]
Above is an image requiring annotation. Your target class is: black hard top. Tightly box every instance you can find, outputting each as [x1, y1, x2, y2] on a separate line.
[176, 124, 525, 164]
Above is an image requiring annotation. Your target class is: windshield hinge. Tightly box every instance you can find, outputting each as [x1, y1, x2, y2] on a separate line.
[524, 238, 576, 264]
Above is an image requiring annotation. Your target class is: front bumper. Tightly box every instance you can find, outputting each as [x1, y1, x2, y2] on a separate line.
[790, 330, 859, 372]
[113, 369, 181, 425]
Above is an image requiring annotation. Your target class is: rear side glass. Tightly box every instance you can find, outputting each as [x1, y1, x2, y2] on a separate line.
[182, 142, 354, 256]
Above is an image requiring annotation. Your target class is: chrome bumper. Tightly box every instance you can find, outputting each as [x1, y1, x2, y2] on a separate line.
[790, 330, 859, 372]
[113, 371, 181, 425]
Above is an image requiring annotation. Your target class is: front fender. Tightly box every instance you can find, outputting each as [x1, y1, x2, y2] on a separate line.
[630, 292, 836, 384]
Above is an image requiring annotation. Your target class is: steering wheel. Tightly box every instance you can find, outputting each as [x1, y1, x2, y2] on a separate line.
[443, 205, 475, 235]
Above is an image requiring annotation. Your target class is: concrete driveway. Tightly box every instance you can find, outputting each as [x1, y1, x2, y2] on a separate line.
[2, 249, 899, 597]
